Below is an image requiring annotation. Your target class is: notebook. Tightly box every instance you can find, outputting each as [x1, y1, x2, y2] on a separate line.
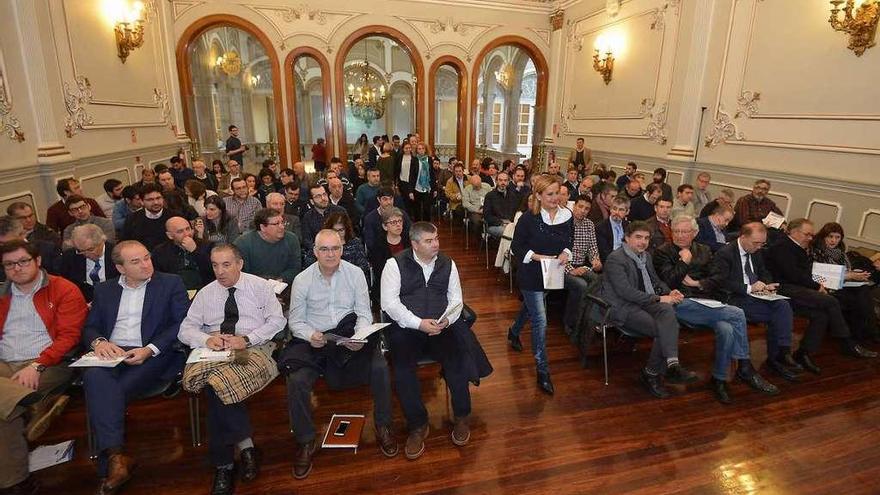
[321, 414, 366, 451]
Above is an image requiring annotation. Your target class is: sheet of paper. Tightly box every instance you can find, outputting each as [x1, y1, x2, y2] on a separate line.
[69, 352, 125, 368]
[811, 262, 846, 290]
[762, 212, 786, 229]
[187, 289, 198, 300]
[29, 440, 74, 472]
[541, 258, 565, 290]
[842, 281, 872, 288]
[186, 348, 232, 364]
[437, 302, 463, 324]
[268, 279, 288, 295]
[351, 322, 390, 341]
[750, 292, 790, 301]
[688, 298, 726, 308]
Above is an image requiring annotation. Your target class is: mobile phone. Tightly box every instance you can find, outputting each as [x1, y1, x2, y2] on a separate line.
[333, 421, 350, 436]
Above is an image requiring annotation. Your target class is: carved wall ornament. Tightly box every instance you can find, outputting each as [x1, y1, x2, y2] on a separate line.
[606, 0, 621, 17]
[651, 1, 680, 31]
[550, 10, 564, 31]
[0, 72, 24, 142]
[276, 4, 328, 25]
[63, 76, 94, 138]
[704, 107, 745, 148]
[639, 98, 655, 117]
[643, 102, 668, 144]
[153, 88, 171, 125]
[428, 17, 472, 36]
[565, 103, 578, 121]
[735, 90, 761, 118]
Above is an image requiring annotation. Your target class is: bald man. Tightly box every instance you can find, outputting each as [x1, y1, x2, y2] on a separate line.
[151, 217, 214, 290]
[265, 192, 302, 240]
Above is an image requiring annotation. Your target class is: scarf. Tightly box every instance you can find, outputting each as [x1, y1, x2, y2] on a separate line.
[623, 244, 654, 295]
[416, 155, 430, 192]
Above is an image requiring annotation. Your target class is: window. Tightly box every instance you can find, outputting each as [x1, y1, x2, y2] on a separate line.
[491, 102, 502, 145]
[517, 104, 532, 146]
[476, 102, 485, 144]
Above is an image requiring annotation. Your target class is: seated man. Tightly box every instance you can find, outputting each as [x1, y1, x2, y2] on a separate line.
[327, 177, 358, 224]
[7, 201, 60, 248]
[482, 172, 520, 239]
[59, 224, 119, 302]
[765, 218, 877, 372]
[224, 178, 262, 233]
[301, 184, 346, 252]
[588, 183, 617, 224]
[563, 195, 602, 337]
[443, 163, 467, 218]
[46, 177, 106, 234]
[707, 222, 801, 382]
[282, 230, 397, 479]
[600, 221, 698, 399]
[234, 208, 302, 285]
[0, 240, 87, 494]
[0, 216, 60, 277]
[670, 184, 696, 220]
[354, 168, 382, 217]
[62, 195, 116, 249]
[381, 222, 489, 460]
[462, 174, 492, 234]
[596, 196, 630, 263]
[645, 198, 673, 252]
[178, 244, 286, 495]
[122, 183, 176, 251]
[628, 183, 662, 222]
[81, 241, 188, 495]
[265, 192, 302, 241]
[654, 215, 778, 404]
[733, 179, 782, 229]
[112, 186, 142, 234]
[363, 187, 411, 253]
[152, 216, 214, 290]
[696, 204, 734, 253]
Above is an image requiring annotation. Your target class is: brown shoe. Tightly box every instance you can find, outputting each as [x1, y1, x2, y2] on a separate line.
[292, 440, 317, 480]
[2, 476, 38, 495]
[96, 453, 136, 495]
[451, 416, 470, 446]
[404, 424, 430, 460]
[26, 395, 70, 442]
[375, 425, 398, 458]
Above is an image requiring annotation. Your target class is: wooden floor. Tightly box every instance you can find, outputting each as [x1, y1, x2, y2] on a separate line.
[35, 221, 880, 495]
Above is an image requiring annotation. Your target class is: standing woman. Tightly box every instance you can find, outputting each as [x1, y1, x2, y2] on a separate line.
[509, 174, 573, 395]
[377, 143, 396, 185]
[408, 143, 435, 222]
[354, 133, 370, 160]
[394, 141, 417, 215]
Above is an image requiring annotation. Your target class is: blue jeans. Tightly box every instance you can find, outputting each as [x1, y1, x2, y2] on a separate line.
[674, 299, 750, 380]
[509, 290, 549, 374]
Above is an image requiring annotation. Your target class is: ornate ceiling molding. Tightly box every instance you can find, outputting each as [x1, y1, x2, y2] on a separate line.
[393, 15, 500, 56]
[704, 107, 744, 148]
[0, 70, 24, 143]
[63, 76, 94, 138]
[249, 4, 364, 47]
[735, 90, 761, 118]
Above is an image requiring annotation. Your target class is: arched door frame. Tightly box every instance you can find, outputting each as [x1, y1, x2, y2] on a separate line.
[428, 56, 468, 160]
[469, 36, 548, 166]
[284, 47, 334, 163]
[176, 15, 288, 167]
[334, 26, 425, 159]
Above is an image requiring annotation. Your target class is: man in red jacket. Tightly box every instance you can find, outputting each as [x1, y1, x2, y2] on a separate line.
[45, 177, 106, 234]
[0, 239, 88, 494]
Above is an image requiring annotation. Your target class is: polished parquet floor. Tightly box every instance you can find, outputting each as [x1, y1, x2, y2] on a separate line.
[35, 221, 880, 495]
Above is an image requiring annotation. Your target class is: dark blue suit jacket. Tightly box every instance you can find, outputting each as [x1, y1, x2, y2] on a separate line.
[81, 272, 189, 355]
[696, 216, 727, 253]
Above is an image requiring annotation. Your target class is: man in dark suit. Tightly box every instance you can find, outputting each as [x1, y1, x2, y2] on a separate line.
[151, 217, 214, 291]
[628, 183, 662, 222]
[707, 222, 802, 382]
[696, 204, 734, 253]
[363, 188, 411, 252]
[80, 240, 189, 495]
[59, 224, 118, 302]
[596, 196, 631, 263]
[368, 136, 382, 168]
[765, 218, 877, 373]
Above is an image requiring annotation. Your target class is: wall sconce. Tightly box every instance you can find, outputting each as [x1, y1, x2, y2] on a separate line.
[215, 52, 241, 77]
[829, 0, 879, 56]
[593, 49, 614, 85]
[113, 1, 146, 63]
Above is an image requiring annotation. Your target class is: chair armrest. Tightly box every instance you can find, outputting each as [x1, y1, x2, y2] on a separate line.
[585, 293, 611, 310]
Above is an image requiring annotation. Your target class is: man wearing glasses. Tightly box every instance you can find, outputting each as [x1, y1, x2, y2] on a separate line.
[60, 224, 119, 302]
[301, 185, 345, 252]
[62, 195, 115, 250]
[596, 196, 631, 263]
[234, 208, 302, 285]
[0, 239, 88, 495]
[6, 202, 60, 248]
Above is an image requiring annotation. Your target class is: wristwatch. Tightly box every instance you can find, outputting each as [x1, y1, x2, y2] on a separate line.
[90, 337, 108, 350]
[241, 335, 251, 347]
[30, 362, 46, 373]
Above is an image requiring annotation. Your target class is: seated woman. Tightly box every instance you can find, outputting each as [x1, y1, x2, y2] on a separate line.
[256, 169, 278, 206]
[812, 222, 879, 343]
[197, 195, 240, 244]
[185, 179, 217, 217]
[368, 207, 407, 300]
[303, 212, 370, 281]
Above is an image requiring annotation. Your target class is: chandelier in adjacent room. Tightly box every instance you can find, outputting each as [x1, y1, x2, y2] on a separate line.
[346, 43, 386, 127]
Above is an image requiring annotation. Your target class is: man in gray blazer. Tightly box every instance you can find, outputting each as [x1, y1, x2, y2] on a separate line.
[599, 221, 698, 399]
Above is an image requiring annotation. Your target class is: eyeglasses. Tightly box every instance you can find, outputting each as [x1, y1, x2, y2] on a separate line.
[75, 245, 101, 255]
[672, 229, 695, 235]
[316, 246, 342, 253]
[68, 204, 89, 212]
[2, 257, 33, 269]
[265, 220, 288, 227]
[383, 219, 403, 226]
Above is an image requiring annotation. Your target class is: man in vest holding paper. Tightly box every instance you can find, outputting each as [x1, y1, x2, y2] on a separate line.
[280, 229, 397, 480]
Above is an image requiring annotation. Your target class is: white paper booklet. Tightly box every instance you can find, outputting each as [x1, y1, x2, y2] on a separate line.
[688, 298, 726, 308]
[186, 348, 232, 364]
[268, 279, 288, 295]
[541, 258, 565, 290]
[69, 352, 125, 368]
[750, 292, 790, 301]
[29, 440, 74, 472]
[762, 212, 786, 229]
[811, 262, 845, 290]
[324, 323, 391, 345]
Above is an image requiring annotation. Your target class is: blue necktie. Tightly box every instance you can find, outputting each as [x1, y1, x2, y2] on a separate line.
[89, 260, 102, 285]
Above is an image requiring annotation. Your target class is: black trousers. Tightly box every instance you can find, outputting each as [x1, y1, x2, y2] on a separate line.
[781, 285, 850, 353]
[206, 387, 252, 467]
[834, 285, 879, 341]
[412, 191, 432, 222]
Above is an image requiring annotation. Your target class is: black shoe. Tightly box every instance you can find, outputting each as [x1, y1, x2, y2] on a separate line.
[765, 358, 800, 382]
[639, 369, 670, 399]
[842, 342, 878, 359]
[507, 329, 523, 352]
[778, 352, 804, 373]
[794, 350, 821, 375]
[736, 370, 779, 395]
[238, 447, 259, 482]
[537, 372, 554, 395]
[161, 381, 181, 399]
[1, 476, 38, 495]
[211, 467, 235, 495]
[709, 377, 732, 405]
[665, 364, 699, 385]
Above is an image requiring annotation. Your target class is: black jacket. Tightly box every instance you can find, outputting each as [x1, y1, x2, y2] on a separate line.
[764, 236, 820, 290]
[483, 189, 520, 227]
[695, 216, 728, 253]
[653, 241, 716, 298]
[628, 195, 655, 222]
[707, 240, 774, 304]
[596, 218, 629, 263]
[59, 242, 119, 302]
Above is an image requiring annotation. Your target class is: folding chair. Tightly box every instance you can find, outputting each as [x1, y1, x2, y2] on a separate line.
[583, 294, 640, 386]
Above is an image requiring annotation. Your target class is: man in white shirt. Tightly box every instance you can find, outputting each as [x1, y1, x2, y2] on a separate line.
[178, 244, 285, 495]
[282, 229, 397, 480]
[96, 179, 124, 219]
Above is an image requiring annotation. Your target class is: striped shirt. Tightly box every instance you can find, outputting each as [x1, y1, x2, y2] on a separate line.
[224, 196, 262, 232]
[566, 217, 600, 273]
[0, 272, 51, 362]
[288, 260, 372, 341]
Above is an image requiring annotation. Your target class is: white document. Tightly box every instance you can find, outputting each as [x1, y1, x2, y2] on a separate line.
[541, 258, 565, 290]
[69, 352, 125, 368]
[437, 302, 463, 324]
[688, 298, 726, 308]
[811, 262, 846, 290]
[186, 348, 232, 364]
[267, 279, 289, 295]
[750, 292, 790, 301]
[762, 211, 786, 229]
[325, 323, 390, 345]
[187, 289, 198, 300]
[842, 281, 872, 288]
[29, 440, 74, 472]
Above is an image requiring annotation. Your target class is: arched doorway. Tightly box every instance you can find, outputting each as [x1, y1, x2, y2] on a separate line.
[428, 56, 468, 163]
[284, 47, 333, 164]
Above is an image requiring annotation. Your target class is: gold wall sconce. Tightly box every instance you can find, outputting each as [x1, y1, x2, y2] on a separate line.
[215, 52, 242, 77]
[593, 49, 614, 85]
[829, 0, 879, 56]
[113, 1, 146, 63]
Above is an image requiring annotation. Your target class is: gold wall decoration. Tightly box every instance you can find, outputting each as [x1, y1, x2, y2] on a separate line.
[63, 76, 94, 138]
[829, 0, 879, 56]
[0, 71, 24, 142]
[113, 1, 147, 63]
[704, 107, 744, 148]
[592, 48, 614, 84]
[215, 52, 241, 76]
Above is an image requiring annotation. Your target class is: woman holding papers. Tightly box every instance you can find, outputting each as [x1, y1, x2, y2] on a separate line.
[812, 222, 879, 343]
[509, 174, 572, 395]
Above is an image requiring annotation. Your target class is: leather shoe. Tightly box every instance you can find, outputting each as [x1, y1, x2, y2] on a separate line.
[451, 416, 470, 446]
[765, 358, 800, 382]
[736, 370, 779, 395]
[842, 342, 878, 359]
[709, 377, 732, 405]
[404, 424, 430, 460]
[794, 350, 821, 375]
[665, 364, 699, 385]
[1, 476, 37, 495]
[375, 424, 399, 458]
[238, 447, 259, 482]
[537, 372, 554, 395]
[292, 440, 317, 479]
[507, 329, 523, 352]
[210, 467, 234, 495]
[639, 369, 670, 399]
[26, 394, 69, 442]
[97, 453, 136, 495]
[778, 352, 804, 373]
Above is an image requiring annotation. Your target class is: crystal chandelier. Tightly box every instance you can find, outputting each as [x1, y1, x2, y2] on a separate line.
[346, 43, 386, 127]
[494, 63, 514, 91]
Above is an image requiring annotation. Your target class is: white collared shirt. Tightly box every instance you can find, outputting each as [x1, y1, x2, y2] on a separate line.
[145, 209, 164, 220]
[380, 254, 463, 330]
[288, 260, 372, 341]
[737, 239, 754, 294]
[85, 255, 106, 286]
[110, 276, 160, 354]
[523, 207, 573, 263]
